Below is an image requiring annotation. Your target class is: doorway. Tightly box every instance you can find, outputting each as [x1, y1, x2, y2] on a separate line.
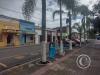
[7, 33, 13, 46]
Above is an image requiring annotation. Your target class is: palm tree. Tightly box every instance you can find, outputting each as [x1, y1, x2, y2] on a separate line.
[72, 23, 83, 47]
[75, 5, 90, 42]
[86, 17, 91, 39]
[22, 0, 47, 63]
[53, 0, 78, 51]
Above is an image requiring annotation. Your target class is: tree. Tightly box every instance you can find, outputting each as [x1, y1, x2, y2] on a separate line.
[86, 17, 92, 39]
[22, 0, 47, 63]
[53, 0, 78, 50]
[93, 1, 100, 13]
[75, 5, 90, 42]
[92, 1, 100, 34]
[22, 0, 36, 21]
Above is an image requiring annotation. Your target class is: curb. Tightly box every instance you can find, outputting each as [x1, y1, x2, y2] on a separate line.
[31, 43, 90, 75]
[0, 44, 41, 50]
[31, 48, 80, 75]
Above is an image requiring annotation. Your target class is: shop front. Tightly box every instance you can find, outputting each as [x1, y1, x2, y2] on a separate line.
[19, 20, 35, 45]
[0, 17, 20, 47]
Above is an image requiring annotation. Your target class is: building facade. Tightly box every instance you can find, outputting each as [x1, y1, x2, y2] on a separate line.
[35, 26, 57, 44]
[0, 15, 20, 47]
[19, 20, 35, 45]
[35, 26, 42, 44]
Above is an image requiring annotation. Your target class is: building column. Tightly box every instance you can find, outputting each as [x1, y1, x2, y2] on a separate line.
[13, 34, 20, 47]
[35, 34, 39, 44]
[51, 31, 53, 42]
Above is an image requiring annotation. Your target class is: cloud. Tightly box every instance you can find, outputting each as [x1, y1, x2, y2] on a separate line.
[0, 0, 96, 28]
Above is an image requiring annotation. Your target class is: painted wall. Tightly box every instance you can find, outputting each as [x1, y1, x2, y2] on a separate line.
[19, 20, 35, 45]
[0, 18, 20, 47]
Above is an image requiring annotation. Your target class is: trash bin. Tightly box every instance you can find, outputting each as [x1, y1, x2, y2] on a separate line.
[49, 42, 56, 61]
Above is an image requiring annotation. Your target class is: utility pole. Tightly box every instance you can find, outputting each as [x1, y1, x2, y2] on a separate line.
[68, 11, 72, 50]
[41, 0, 47, 63]
[59, 0, 64, 55]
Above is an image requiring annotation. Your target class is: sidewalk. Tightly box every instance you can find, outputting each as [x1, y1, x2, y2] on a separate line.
[31, 40, 100, 75]
[31, 47, 81, 75]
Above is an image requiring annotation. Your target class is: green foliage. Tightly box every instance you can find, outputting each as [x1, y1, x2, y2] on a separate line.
[53, 0, 79, 20]
[75, 5, 90, 16]
[93, 1, 100, 13]
[56, 0, 78, 10]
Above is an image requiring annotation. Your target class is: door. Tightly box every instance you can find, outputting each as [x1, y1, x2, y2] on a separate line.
[7, 33, 13, 46]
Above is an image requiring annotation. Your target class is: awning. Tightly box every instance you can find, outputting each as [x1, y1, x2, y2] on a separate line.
[21, 31, 36, 34]
[2, 29, 20, 33]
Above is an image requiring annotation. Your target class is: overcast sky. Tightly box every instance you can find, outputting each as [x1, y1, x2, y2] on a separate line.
[0, 0, 97, 28]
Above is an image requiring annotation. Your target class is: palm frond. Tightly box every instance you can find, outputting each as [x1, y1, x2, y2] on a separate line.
[56, 0, 77, 10]
[52, 10, 65, 20]
[76, 5, 90, 16]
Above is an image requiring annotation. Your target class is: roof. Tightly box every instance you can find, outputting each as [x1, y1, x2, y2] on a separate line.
[0, 15, 18, 21]
[0, 15, 35, 25]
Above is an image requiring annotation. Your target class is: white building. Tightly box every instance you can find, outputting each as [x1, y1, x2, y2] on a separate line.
[35, 26, 42, 44]
[35, 26, 57, 44]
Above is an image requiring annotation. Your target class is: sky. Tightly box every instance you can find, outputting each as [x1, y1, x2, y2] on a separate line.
[0, 0, 97, 28]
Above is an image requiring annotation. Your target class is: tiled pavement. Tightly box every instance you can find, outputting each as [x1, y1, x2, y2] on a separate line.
[31, 40, 100, 75]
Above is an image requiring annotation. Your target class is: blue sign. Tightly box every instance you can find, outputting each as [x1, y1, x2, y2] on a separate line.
[19, 20, 35, 33]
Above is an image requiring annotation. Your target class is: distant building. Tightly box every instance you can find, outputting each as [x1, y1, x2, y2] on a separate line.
[35, 26, 57, 44]
[0, 15, 36, 48]
[35, 26, 42, 44]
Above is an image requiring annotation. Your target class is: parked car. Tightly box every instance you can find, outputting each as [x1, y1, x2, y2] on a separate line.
[96, 35, 100, 40]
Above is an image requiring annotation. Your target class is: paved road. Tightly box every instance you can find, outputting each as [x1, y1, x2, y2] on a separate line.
[0, 44, 49, 71]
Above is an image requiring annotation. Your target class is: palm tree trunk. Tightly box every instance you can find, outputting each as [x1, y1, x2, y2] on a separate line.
[83, 16, 86, 43]
[59, 0, 64, 55]
[80, 29, 82, 47]
[68, 11, 72, 50]
[82, 16, 85, 43]
[41, 0, 47, 63]
[89, 23, 91, 39]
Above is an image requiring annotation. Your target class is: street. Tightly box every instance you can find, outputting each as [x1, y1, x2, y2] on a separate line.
[0, 0, 100, 75]
[0, 44, 49, 72]
[0, 40, 100, 75]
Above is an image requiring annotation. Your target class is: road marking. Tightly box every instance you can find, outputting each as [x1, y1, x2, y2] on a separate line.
[0, 63, 7, 68]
